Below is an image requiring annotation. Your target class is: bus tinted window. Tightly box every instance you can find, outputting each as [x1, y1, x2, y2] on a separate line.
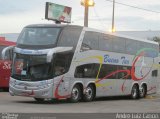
[58, 27, 82, 48]
[99, 64, 118, 79]
[144, 43, 153, 57]
[126, 39, 137, 55]
[99, 64, 131, 79]
[99, 34, 113, 51]
[137, 41, 145, 52]
[74, 63, 100, 78]
[117, 66, 131, 79]
[53, 52, 73, 77]
[112, 36, 125, 53]
[152, 70, 158, 77]
[17, 27, 61, 46]
[136, 42, 157, 57]
[81, 31, 99, 51]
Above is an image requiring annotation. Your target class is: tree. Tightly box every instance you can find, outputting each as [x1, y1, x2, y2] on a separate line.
[152, 36, 160, 52]
[153, 36, 160, 43]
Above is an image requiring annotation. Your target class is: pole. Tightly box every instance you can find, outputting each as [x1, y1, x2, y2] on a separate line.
[112, 0, 115, 32]
[84, 0, 89, 27]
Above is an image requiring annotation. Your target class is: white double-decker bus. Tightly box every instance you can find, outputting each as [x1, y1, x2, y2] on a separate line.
[2, 24, 159, 102]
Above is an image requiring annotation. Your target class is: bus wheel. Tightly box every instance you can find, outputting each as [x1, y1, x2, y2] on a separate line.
[83, 84, 95, 102]
[34, 98, 45, 102]
[131, 84, 139, 99]
[69, 85, 81, 103]
[139, 85, 147, 98]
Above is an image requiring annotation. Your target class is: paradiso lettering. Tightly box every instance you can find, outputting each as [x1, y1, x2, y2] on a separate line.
[104, 55, 129, 65]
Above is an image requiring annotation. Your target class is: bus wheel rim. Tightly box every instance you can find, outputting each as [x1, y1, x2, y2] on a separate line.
[141, 88, 144, 96]
[72, 88, 79, 100]
[86, 87, 92, 99]
[132, 88, 137, 98]
[140, 87, 145, 97]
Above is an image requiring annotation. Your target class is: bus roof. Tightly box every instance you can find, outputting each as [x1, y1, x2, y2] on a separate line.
[25, 24, 82, 28]
[24, 24, 158, 45]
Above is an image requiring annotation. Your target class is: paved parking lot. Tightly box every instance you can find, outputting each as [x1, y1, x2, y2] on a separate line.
[0, 79, 160, 113]
[0, 91, 160, 113]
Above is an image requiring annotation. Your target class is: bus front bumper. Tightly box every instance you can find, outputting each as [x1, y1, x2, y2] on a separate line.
[9, 77, 54, 99]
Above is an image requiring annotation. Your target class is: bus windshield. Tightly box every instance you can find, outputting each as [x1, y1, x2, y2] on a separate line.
[17, 27, 61, 46]
[11, 53, 53, 81]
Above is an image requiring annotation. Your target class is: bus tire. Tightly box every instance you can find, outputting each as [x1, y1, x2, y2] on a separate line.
[34, 98, 45, 102]
[83, 84, 95, 102]
[131, 84, 139, 99]
[69, 84, 82, 103]
[139, 84, 147, 98]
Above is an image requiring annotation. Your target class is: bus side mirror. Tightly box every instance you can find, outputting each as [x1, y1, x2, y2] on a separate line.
[46, 47, 73, 62]
[2, 46, 15, 61]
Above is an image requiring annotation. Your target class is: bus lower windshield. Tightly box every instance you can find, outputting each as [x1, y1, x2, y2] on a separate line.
[11, 53, 53, 81]
[17, 27, 61, 46]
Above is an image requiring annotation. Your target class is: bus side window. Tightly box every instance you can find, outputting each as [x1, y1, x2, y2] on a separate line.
[74, 64, 99, 78]
[81, 31, 99, 52]
[117, 66, 131, 79]
[126, 39, 137, 55]
[53, 52, 73, 76]
[137, 42, 154, 57]
[152, 70, 158, 77]
[98, 64, 118, 79]
[58, 27, 82, 49]
[99, 34, 113, 51]
[112, 36, 125, 53]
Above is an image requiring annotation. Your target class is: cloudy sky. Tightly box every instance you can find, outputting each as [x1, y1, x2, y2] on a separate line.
[0, 0, 160, 33]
